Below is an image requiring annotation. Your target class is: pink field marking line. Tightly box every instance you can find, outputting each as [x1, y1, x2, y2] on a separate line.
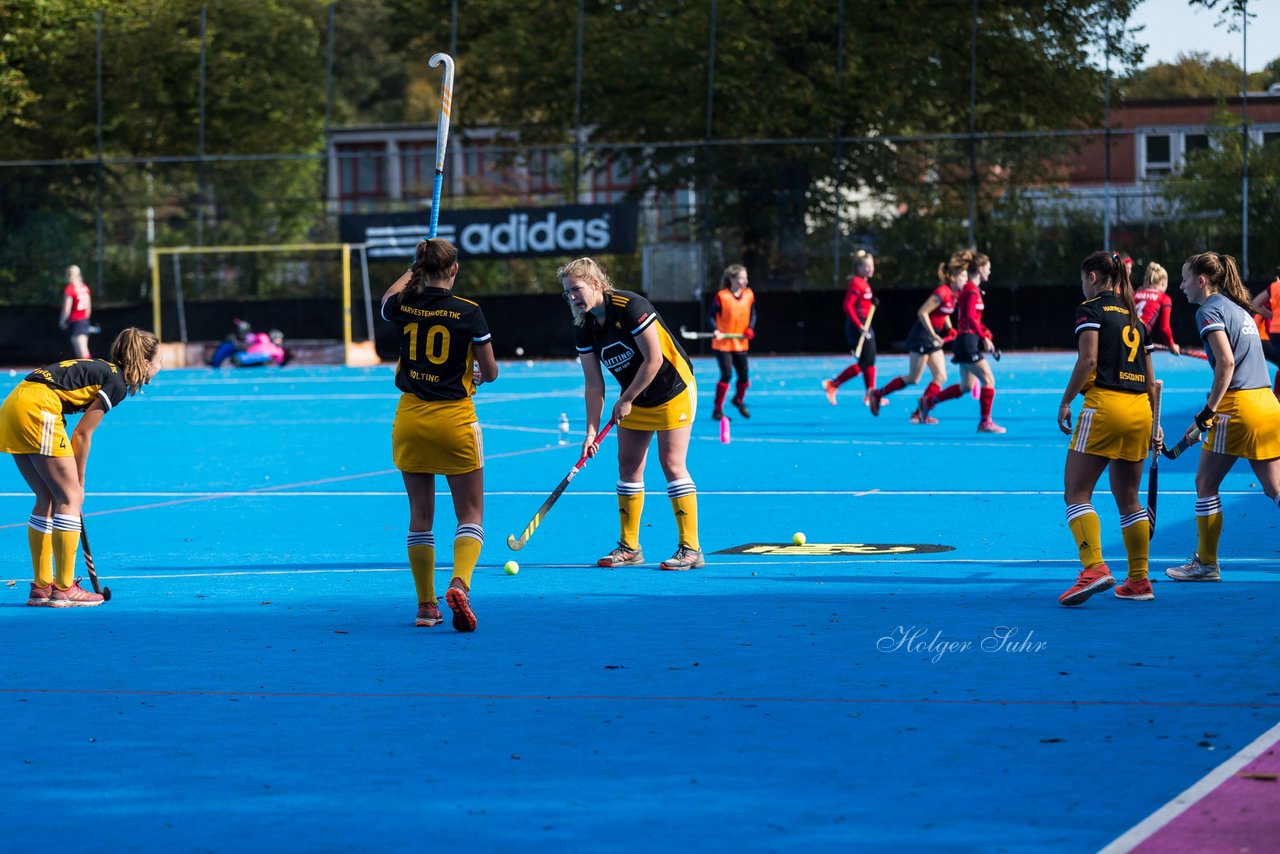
[1100, 719, 1280, 854]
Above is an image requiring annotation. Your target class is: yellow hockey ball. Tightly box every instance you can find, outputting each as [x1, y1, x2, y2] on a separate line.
[792, 532, 807, 546]
[504, 560, 520, 576]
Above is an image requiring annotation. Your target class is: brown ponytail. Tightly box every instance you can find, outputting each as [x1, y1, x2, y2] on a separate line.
[405, 238, 459, 298]
[110, 328, 159, 395]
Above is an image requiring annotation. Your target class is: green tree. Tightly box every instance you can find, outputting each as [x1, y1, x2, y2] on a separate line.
[1161, 110, 1280, 279]
[0, 0, 330, 304]
[1122, 52, 1280, 99]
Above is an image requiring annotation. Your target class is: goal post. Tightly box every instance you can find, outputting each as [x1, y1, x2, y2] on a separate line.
[148, 242, 380, 367]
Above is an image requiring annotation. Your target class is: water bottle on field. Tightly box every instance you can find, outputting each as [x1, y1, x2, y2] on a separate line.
[558, 412, 570, 445]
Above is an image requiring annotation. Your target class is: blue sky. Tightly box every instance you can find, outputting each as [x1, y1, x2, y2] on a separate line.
[1127, 0, 1274, 72]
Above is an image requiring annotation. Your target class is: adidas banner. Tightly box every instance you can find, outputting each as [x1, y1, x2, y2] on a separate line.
[339, 204, 639, 261]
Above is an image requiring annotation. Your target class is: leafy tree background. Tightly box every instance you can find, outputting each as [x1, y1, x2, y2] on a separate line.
[1, 0, 1276, 309]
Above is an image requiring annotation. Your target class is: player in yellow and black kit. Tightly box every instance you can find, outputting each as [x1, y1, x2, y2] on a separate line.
[0, 328, 162, 607]
[382, 238, 498, 631]
[1056, 252, 1158, 607]
[560, 257, 704, 571]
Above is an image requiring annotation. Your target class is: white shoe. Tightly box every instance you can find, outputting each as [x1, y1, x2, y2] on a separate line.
[1165, 554, 1221, 582]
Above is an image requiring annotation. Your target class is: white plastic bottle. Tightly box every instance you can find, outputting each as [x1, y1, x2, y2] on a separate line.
[558, 412, 570, 445]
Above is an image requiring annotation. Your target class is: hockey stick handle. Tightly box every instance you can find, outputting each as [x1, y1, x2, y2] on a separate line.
[853, 305, 876, 358]
[506, 418, 616, 551]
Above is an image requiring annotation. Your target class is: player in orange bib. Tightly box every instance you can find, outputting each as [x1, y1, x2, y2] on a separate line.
[708, 264, 756, 420]
[1250, 273, 1280, 399]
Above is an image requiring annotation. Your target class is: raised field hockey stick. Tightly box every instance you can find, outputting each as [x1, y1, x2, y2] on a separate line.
[853, 305, 876, 358]
[678, 325, 743, 341]
[507, 418, 616, 551]
[1161, 426, 1203, 460]
[427, 53, 455, 240]
[79, 516, 112, 601]
[1146, 380, 1162, 538]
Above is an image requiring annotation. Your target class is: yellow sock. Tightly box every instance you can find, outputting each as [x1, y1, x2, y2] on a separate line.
[1066, 504, 1103, 569]
[1195, 496, 1223, 565]
[51, 514, 82, 589]
[452, 523, 484, 588]
[407, 531, 436, 604]
[28, 516, 53, 587]
[616, 481, 644, 549]
[1119, 511, 1150, 580]
[667, 478, 700, 551]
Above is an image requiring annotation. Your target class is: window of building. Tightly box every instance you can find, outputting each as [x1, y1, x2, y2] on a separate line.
[1183, 133, 1210, 154]
[400, 142, 435, 198]
[337, 143, 386, 211]
[1143, 134, 1172, 178]
[1263, 130, 1280, 147]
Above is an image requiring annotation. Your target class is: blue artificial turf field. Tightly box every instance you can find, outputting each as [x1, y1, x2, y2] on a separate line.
[1, 352, 1276, 852]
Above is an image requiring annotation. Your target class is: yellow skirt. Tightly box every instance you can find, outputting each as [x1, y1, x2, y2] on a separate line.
[391, 395, 484, 475]
[619, 385, 697, 432]
[1068, 386, 1152, 462]
[0, 382, 72, 457]
[1203, 387, 1280, 460]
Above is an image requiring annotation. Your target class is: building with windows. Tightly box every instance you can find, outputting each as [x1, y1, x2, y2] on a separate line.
[1058, 90, 1280, 223]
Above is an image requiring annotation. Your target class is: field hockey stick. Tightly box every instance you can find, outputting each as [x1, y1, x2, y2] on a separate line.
[506, 418, 616, 551]
[678, 325, 743, 341]
[1146, 380, 1162, 538]
[1153, 343, 1209, 361]
[426, 53, 455, 240]
[853, 305, 876, 358]
[1161, 426, 1203, 460]
[79, 516, 112, 601]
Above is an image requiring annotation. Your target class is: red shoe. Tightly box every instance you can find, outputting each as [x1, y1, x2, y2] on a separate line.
[868, 389, 883, 416]
[910, 396, 938, 425]
[1059, 565, 1116, 607]
[445, 585, 477, 633]
[415, 601, 442, 627]
[1114, 577, 1155, 601]
[49, 580, 104, 608]
[821, 379, 838, 406]
[27, 582, 54, 607]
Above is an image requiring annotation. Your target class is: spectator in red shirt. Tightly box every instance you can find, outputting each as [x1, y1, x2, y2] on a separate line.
[58, 265, 93, 359]
[822, 250, 879, 406]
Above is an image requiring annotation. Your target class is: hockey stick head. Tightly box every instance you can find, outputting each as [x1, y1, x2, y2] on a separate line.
[506, 533, 526, 551]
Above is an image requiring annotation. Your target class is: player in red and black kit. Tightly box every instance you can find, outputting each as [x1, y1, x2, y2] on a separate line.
[1134, 262, 1180, 355]
[822, 250, 878, 406]
[915, 250, 1006, 433]
[868, 255, 965, 422]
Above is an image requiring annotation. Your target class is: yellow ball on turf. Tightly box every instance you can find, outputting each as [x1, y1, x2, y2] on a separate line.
[504, 560, 520, 575]
[792, 532, 807, 546]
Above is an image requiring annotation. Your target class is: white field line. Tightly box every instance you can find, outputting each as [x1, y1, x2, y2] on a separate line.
[1098, 719, 1280, 854]
[9, 555, 1271, 583]
[1, 489, 1255, 499]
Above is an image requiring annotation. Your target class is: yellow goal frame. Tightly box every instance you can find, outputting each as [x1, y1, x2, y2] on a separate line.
[148, 242, 378, 366]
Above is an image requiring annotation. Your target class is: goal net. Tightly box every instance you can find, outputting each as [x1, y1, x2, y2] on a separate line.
[148, 243, 378, 366]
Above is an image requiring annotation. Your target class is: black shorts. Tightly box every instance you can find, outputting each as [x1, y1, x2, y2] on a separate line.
[904, 323, 944, 355]
[68, 319, 91, 337]
[843, 317, 876, 366]
[951, 333, 985, 365]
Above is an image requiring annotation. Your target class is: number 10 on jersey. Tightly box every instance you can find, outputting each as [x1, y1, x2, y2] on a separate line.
[403, 322, 451, 364]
